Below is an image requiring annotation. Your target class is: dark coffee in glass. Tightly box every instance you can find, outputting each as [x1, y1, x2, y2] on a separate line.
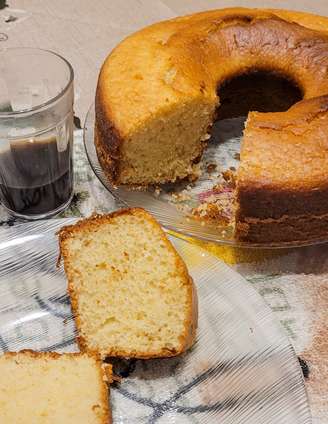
[0, 136, 73, 216]
[0, 48, 74, 219]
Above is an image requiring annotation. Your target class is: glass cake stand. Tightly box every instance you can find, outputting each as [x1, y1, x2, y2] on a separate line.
[84, 104, 328, 249]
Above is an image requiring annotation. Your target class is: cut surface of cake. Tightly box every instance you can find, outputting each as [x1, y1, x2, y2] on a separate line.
[59, 208, 197, 358]
[0, 351, 111, 424]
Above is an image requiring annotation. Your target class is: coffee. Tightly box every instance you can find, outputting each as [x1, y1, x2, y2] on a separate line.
[0, 136, 73, 216]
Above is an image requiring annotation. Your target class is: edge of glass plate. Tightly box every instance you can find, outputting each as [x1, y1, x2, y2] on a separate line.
[83, 104, 328, 250]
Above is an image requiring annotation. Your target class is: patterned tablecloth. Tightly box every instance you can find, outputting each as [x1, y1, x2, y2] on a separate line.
[0, 1, 327, 422]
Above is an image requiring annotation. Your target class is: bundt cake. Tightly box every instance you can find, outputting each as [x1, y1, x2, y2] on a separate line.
[95, 8, 328, 243]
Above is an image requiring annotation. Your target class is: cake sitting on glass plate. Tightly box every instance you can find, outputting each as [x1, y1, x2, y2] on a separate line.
[95, 7, 328, 243]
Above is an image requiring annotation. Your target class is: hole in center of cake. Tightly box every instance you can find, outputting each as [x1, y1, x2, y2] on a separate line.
[216, 69, 303, 120]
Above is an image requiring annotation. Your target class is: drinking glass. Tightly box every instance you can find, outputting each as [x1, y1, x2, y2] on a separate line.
[0, 47, 74, 219]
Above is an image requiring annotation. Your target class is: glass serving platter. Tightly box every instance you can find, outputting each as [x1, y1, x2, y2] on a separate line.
[0, 218, 311, 423]
[84, 105, 328, 249]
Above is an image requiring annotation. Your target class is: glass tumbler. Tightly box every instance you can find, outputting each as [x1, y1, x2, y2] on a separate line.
[0, 48, 74, 219]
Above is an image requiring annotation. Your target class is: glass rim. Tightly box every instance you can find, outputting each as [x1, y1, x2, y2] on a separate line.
[0, 47, 74, 118]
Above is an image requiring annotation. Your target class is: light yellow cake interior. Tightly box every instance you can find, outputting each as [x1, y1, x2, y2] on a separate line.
[0, 353, 108, 424]
[64, 212, 192, 357]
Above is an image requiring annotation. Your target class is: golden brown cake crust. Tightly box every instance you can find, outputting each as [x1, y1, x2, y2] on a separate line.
[58, 208, 198, 359]
[236, 212, 328, 244]
[95, 96, 122, 184]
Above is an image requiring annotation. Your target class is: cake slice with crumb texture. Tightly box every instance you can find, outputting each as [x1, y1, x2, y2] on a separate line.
[58, 208, 197, 359]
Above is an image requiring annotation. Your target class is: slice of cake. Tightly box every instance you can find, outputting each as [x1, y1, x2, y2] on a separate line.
[0, 351, 111, 424]
[58, 208, 197, 359]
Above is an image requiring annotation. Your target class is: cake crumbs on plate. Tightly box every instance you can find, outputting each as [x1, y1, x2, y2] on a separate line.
[170, 192, 192, 202]
[192, 201, 233, 225]
[190, 169, 237, 225]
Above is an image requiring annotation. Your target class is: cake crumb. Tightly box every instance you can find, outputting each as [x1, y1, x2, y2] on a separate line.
[200, 133, 211, 142]
[154, 186, 162, 197]
[206, 163, 217, 173]
[222, 169, 237, 188]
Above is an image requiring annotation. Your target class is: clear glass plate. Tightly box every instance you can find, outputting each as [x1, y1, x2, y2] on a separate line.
[0, 219, 311, 423]
[84, 105, 328, 249]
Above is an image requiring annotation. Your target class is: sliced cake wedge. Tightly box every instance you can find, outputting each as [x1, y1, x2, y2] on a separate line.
[0, 351, 111, 424]
[58, 208, 197, 359]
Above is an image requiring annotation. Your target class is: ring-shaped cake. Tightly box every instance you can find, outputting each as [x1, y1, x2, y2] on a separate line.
[95, 8, 328, 243]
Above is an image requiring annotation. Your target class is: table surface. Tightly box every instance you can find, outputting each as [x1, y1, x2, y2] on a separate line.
[1, 1, 328, 422]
